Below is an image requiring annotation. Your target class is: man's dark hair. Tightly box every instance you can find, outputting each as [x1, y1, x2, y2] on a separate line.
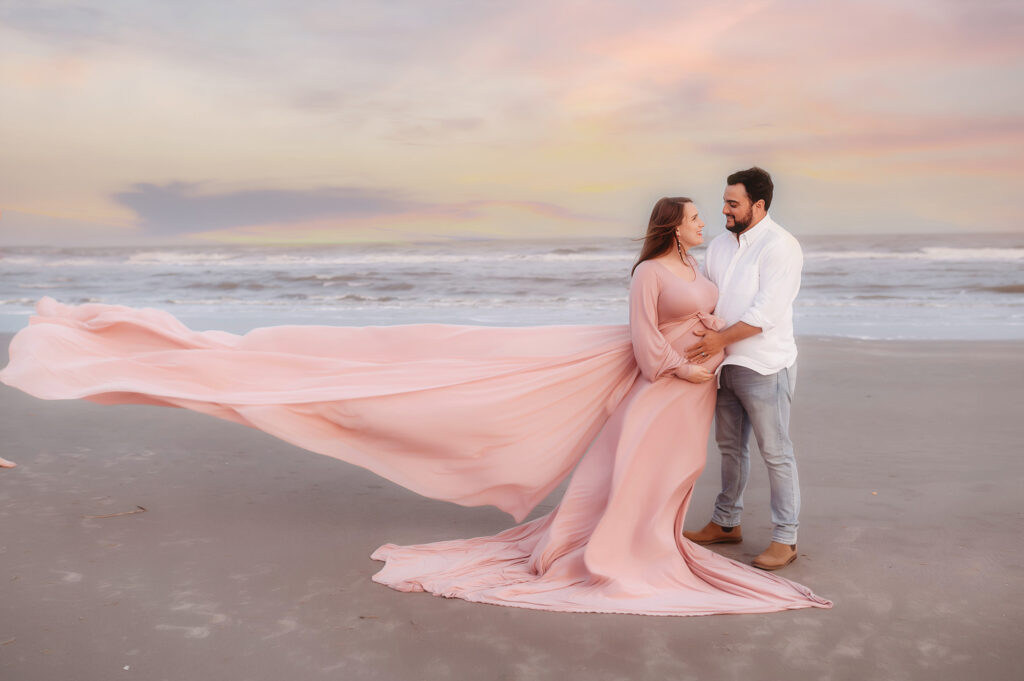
[727, 167, 774, 211]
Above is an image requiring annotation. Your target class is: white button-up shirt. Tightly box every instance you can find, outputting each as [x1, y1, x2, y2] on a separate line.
[703, 214, 803, 375]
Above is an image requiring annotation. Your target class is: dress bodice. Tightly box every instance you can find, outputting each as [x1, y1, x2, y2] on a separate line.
[628, 259, 720, 382]
[638, 259, 719, 323]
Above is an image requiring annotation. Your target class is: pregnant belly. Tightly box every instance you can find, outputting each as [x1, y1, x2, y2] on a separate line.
[661, 312, 726, 372]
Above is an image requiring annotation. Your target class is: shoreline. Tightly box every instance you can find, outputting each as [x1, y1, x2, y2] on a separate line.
[1, 333, 1021, 680]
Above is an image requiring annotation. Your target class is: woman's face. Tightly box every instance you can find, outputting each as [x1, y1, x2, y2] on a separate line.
[676, 203, 705, 249]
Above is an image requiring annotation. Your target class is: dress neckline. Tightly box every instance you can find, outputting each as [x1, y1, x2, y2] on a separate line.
[649, 257, 698, 283]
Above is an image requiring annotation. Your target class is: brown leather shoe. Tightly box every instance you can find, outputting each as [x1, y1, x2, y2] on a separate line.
[752, 542, 798, 570]
[683, 521, 742, 545]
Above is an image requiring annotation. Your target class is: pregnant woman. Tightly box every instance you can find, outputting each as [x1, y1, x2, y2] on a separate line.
[0, 197, 830, 616]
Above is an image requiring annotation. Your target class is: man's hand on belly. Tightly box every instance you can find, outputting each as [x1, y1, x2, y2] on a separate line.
[685, 322, 762, 363]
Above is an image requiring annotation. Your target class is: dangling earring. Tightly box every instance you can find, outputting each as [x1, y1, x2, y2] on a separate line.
[676, 236, 693, 269]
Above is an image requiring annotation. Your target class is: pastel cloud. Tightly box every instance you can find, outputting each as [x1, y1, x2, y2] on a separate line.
[105, 181, 613, 241]
[189, 199, 618, 244]
[112, 183, 427, 236]
[0, 0, 1021, 243]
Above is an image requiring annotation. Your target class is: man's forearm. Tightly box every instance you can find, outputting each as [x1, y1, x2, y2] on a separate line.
[719, 321, 762, 345]
[684, 321, 762, 361]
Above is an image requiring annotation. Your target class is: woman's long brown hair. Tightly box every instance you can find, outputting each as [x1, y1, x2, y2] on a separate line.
[631, 197, 692, 276]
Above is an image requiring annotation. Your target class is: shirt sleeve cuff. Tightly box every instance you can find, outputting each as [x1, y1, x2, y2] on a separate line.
[740, 309, 773, 332]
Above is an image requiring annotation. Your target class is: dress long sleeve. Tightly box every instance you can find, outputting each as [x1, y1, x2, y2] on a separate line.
[629, 262, 685, 382]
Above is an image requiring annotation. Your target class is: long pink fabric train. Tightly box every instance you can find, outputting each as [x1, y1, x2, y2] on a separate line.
[0, 261, 831, 616]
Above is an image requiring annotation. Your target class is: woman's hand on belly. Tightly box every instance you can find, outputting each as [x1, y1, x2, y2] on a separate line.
[675, 363, 714, 383]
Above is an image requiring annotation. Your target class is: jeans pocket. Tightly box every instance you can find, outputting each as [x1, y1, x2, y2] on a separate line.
[784, 364, 797, 396]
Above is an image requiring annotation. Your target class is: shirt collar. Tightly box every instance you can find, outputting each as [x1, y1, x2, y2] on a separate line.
[736, 213, 776, 246]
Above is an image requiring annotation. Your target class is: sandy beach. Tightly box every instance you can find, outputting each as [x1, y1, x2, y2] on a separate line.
[1, 334, 1021, 681]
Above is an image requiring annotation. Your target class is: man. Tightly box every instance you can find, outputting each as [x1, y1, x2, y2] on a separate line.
[683, 167, 804, 571]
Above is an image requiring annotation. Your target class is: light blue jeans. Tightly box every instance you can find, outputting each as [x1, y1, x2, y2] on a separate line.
[710, 363, 800, 544]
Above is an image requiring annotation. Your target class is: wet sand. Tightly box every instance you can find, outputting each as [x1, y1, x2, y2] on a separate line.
[1, 334, 1021, 680]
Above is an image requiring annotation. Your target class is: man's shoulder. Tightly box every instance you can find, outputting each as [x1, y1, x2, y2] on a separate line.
[762, 219, 802, 255]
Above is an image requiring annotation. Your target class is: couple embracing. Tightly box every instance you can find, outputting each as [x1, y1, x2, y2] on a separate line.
[1, 167, 829, 616]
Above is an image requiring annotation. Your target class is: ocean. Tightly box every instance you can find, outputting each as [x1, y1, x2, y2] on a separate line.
[1, 233, 1022, 340]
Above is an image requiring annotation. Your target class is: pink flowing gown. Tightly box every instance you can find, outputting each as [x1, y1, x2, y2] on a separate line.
[0, 261, 831, 616]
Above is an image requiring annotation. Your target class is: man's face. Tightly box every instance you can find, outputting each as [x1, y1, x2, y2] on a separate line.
[723, 184, 754, 234]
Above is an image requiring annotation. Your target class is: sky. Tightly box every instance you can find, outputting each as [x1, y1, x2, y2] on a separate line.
[1, 0, 1022, 245]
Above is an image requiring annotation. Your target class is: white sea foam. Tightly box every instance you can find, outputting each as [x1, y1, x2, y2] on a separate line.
[807, 247, 1024, 262]
[253, 252, 636, 266]
[113, 251, 638, 267]
[128, 251, 238, 264]
[535, 253, 636, 262]
[3, 257, 102, 267]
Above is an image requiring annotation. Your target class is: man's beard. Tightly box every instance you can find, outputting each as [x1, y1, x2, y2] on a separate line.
[726, 212, 752, 234]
